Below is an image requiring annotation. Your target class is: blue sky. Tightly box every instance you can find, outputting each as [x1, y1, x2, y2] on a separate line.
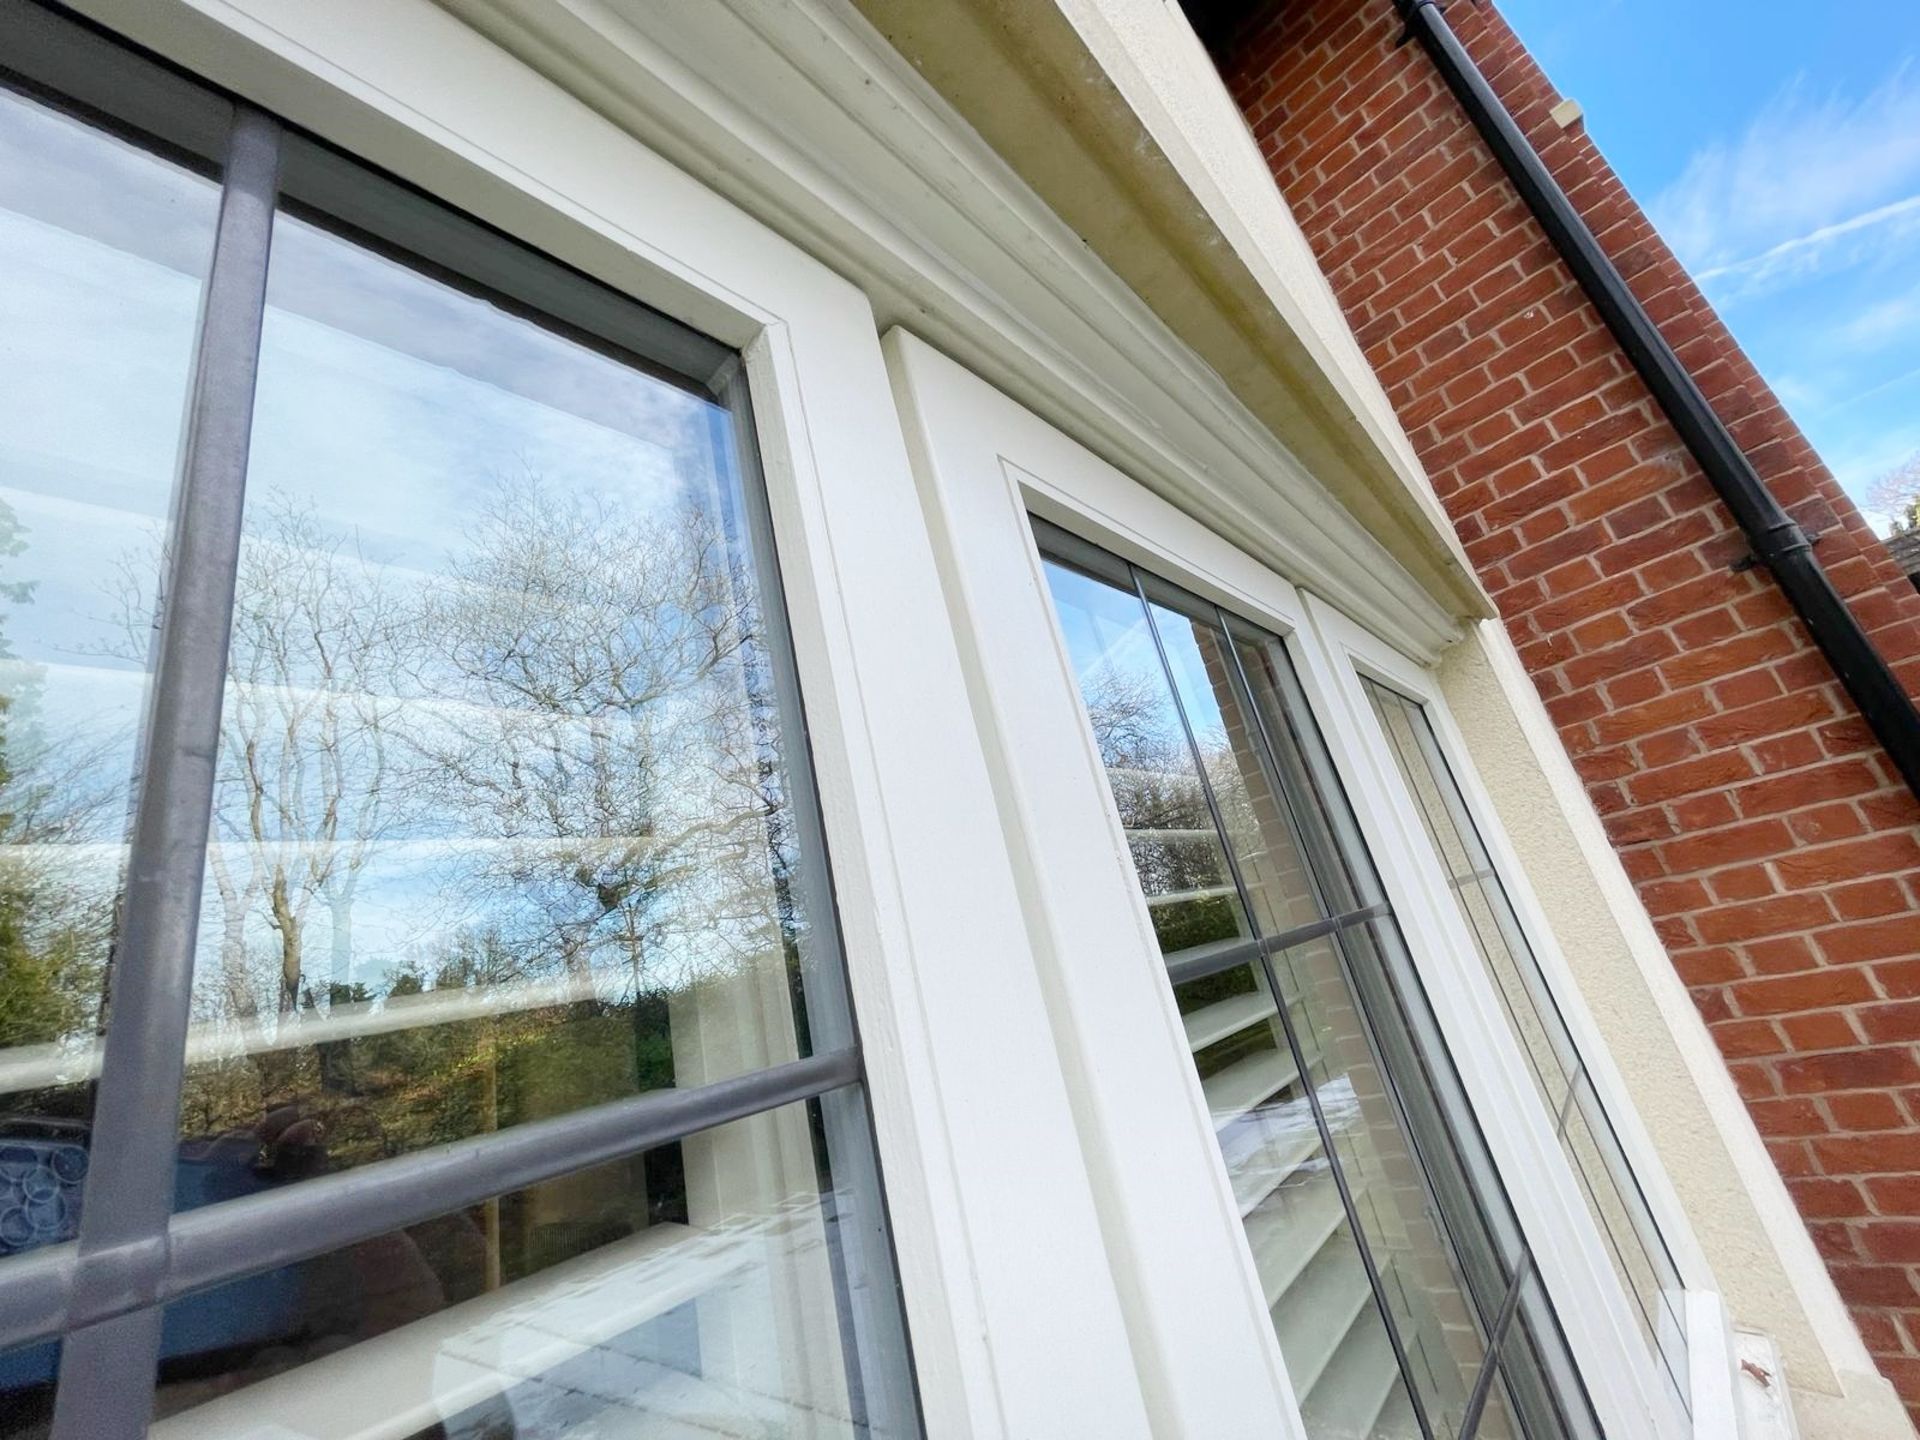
[1500, 0, 1920, 531]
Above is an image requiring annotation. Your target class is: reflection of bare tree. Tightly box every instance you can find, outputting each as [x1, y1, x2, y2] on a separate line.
[95, 469, 797, 1172]
[0, 498, 121, 1058]
[109, 498, 409, 1027]
[1082, 661, 1220, 900]
[413, 478, 777, 996]
[223, 501, 408, 1020]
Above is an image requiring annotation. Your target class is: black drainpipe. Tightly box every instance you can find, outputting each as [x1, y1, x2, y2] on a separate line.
[1395, 0, 1920, 804]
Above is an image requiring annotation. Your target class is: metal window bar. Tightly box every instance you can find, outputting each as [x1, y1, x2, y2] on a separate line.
[2, 11, 910, 1438]
[0, 1050, 864, 1357]
[47, 98, 282, 1440]
[1163, 903, 1393, 988]
[1128, 571, 1442, 1440]
[1455, 1250, 1540, 1440]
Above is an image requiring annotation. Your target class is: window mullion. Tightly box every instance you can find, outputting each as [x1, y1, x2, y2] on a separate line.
[49, 102, 282, 1440]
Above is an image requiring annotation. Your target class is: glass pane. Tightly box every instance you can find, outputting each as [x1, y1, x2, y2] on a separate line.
[1141, 597, 1327, 936]
[1039, 530, 1601, 1440]
[1146, 595, 1490, 1435]
[162, 192, 826, 1196]
[1228, 623, 1587, 1438]
[1270, 924, 1493, 1437]
[1216, 612, 1385, 919]
[1044, 552, 1429, 1440]
[1364, 684, 1578, 1094]
[1486, 1272, 1598, 1440]
[1364, 678, 1688, 1411]
[147, 1095, 897, 1439]
[1560, 1073, 1689, 1406]
[1041, 557, 1252, 959]
[0, 81, 218, 1247]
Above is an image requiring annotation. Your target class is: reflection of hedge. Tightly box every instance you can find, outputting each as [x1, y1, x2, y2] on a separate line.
[1155, 894, 1263, 1019]
[1174, 963, 1257, 1019]
[1151, 893, 1238, 958]
[176, 989, 686, 1181]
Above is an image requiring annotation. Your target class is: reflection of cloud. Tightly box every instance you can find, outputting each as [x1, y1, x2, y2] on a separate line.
[0, 85, 215, 283]
[0, 211, 202, 520]
[1651, 63, 1920, 305]
[255, 210, 719, 577]
[250, 300, 696, 574]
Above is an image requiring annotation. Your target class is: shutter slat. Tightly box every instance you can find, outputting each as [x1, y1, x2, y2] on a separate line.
[1203, 1046, 1300, 1131]
[1183, 991, 1278, 1052]
[1244, 1166, 1344, 1305]
[1228, 1125, 1321, 1218]
[1298, 1304, 1404, 1435]
[1271, 1240, 1373, 1398]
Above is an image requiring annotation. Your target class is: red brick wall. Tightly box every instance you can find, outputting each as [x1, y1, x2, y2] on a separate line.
[1214, 0, 1920, 1415]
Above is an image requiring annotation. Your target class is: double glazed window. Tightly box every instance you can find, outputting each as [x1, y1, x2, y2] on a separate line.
[1038, 524, 1598, 1440]
[1365, 681, 1689, 1416]
[0, 10, 915, 1438]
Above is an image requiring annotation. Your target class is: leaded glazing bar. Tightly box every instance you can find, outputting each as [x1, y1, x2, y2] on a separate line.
[1364, 675, 1690, 1417]
[48, 100, 282, 1440]
[1036, 524, 1601, 1440]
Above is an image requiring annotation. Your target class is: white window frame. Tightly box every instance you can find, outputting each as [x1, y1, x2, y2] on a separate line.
[49, 2, 1735, 1435]
[51, 2, 1185, 1435]
[888, 327, 1698, 1440]
[1304, 595, 1739, 1438]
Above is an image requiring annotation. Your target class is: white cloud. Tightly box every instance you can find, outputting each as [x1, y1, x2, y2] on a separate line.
[1650, 63, 1920, 301]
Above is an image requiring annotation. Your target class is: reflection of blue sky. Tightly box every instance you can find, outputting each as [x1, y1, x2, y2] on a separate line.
[1, 77, 786, 1028]
[251, 210, 718, 573]
[1043, 560, 1194, 753]
[0, 199, 209, 670]
[1148, 604, 1234, 753]
[0, 86, 215, 840]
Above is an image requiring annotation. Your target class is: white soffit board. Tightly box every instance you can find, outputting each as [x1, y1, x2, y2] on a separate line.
[863, 0, 1482, 608]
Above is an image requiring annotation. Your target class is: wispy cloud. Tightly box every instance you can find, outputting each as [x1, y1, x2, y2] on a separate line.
[1650, 63, 1920, 304]
[1832, 278, 1920, 352]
